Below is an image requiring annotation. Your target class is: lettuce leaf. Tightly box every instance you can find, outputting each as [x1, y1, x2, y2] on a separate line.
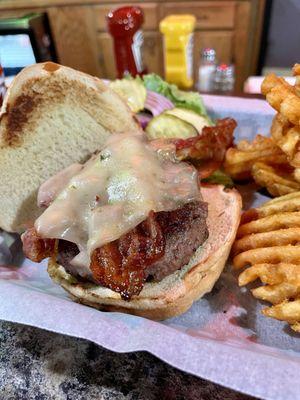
[143, 74, 168, 94]
[202, 170, 234, 188]
[143, 74, 209, 117]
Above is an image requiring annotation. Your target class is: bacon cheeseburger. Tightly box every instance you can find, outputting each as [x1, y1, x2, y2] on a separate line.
[0, 63, 242, 320]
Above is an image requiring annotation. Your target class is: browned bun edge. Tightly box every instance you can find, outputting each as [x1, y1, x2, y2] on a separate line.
[47, 186, 242, 320]
[0, 62, 140, 233]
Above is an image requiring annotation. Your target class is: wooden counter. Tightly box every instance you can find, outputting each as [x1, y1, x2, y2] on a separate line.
[0, 0, 266, 90]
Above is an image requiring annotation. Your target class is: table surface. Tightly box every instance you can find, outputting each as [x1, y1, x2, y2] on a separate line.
[0, 320, 257, 400]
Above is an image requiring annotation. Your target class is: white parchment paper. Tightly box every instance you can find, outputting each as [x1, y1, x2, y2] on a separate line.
[1, 95, 299, 400]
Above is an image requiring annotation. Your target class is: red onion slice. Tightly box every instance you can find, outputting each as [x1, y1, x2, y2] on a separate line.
[145, 91, 174, 116]
[136, 113, 152, 129]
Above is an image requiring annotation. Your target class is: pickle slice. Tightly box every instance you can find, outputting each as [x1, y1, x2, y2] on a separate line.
[165, 108, 212, 132]
[145, 113, 197, 139]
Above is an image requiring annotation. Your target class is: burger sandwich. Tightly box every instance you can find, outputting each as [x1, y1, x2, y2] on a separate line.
[0, 63, 242, 320]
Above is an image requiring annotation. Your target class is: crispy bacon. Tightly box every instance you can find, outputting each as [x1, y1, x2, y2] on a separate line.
[22, 202, 208, 300]
[194, 160, 222, 179]
[174, 118, 236, 163]
[22, 227, 55, 263]
[56, 201, 207, 299]
[22, 215, 164, 299]
[21, 214, 164, 299]
[149, 118, 236, 179]
[90, 211, 165, 300]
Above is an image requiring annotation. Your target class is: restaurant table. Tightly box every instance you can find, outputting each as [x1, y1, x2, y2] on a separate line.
[0, 320, 256, 399]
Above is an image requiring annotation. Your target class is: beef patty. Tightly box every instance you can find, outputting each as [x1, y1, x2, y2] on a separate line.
[57, 201, 208, 299]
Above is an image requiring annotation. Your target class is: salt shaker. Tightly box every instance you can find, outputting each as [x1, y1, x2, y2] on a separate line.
[197, 48, 216, 92]
[213, 63, 235, 93]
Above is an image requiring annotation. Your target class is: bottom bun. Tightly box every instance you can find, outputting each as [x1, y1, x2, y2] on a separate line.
[48, 185, 242, 320]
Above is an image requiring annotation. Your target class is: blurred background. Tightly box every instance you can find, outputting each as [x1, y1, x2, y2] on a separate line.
[0, 0, 299, 95]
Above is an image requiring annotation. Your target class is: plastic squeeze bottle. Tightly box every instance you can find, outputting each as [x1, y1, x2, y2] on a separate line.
[159, 15, 196, 88]
[107, 6, 146, 78]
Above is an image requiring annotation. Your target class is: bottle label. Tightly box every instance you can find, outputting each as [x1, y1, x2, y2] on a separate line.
[186, 34, 194, 80]
[131, 30, 144, 73]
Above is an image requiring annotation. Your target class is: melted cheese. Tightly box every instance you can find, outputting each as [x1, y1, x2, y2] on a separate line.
[37, 163, 83, 208]
[35, 133, 200, 269]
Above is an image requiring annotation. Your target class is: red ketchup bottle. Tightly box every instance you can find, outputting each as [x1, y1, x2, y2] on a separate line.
[107, 6, 147, 78]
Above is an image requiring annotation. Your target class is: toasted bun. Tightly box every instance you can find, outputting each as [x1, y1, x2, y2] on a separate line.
[0, 62, 140, 233]
[48, 185, 242, 320]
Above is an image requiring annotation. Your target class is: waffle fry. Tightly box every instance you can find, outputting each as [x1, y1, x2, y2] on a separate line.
[233, 191, 300, 332]
[253, 281, 300, 305]
[238, 263, 300, 286]
[263, 300, 300, 332]
[271, 113, 300, 167]
[293, 63, 300, 96]
[224, 65, 300, 197]
[233, 228, 300, 254]
[261, 73, 300, 126]
[237, 211, 300, 238]
[265, 67, 300, 168]
[240, 191, 300, 223]
[252, 161, 300, 196]
[224, 135, 287, 180]
[293, 63, 300, 76]
[234, 246, 300, 269]
[293, 168, 300, 182]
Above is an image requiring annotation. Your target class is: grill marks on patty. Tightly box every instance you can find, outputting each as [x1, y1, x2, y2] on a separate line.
[22, 201, 208, 300]
[147, 201, 209, 281]
[91, 210, 165, 300]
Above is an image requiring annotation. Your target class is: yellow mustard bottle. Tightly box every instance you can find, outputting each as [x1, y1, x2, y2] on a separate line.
[159, 15, 196, 88]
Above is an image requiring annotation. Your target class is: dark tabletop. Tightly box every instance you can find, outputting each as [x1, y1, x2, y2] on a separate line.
[0, 320, 257, 400]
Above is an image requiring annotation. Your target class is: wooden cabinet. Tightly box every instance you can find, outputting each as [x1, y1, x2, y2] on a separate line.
[0, 0, 266, 91]
[97, 33, 115, 79]
[48, 6, 103, 77]
[143, 31, 164, 76]
[161, 1, 236, 29]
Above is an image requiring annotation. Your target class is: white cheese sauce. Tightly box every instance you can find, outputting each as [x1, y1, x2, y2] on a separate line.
[37, 163, 83, 208]
[35, 133, 201, 269]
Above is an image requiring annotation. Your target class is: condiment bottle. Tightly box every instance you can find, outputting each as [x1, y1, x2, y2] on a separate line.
[107, 6, 146, 78]
[213, 64, 235, 93]
[159, 15, 196, 89]
[197, 48, 217, 92]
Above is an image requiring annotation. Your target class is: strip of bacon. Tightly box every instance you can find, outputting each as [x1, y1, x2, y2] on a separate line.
[194, 160, 222, 179]
[90, 211, 165, 300]
[173, 118, 236, 163]
[22, 201, 207, 300]
[22, 213, 165, 300]
[150, 118, 236, 179]
[22, 227, 55, 263]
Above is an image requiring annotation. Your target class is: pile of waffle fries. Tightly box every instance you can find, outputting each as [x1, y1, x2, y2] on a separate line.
[225, 64, 300, 197]
[233, 192, 300, 332]
[226, 65, 300, 332]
